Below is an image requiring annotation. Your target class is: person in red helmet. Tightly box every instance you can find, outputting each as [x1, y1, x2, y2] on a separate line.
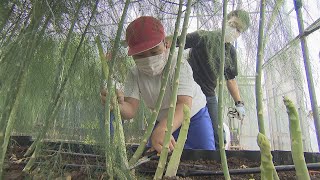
[101, 16, 215, 153]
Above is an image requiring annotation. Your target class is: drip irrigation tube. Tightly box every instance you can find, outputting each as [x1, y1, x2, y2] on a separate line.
[177, 163, 320, 177]
[40, 162, 320, 176]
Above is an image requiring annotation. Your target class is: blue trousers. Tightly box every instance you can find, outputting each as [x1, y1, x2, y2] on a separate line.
[148, 106, 215, 150]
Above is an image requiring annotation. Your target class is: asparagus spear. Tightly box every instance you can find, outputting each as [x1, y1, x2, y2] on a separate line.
[283, 96, 310, 180]
[165, 104, 191, 177]
[257, 133, 279, 180]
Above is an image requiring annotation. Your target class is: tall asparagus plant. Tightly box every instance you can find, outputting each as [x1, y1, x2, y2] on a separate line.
[153, 1, 192, 179]
[96, 35, 114, 178]
[0, 0, 49, 149]
[283, 97, 310, 180]
[255, 1, 279, 179]
[128, 0, 184, 167]
[23, 0, 100, 170]
[216, 0, 231, 179]
[255, 0, 266, 135]
[1, 3, 53, 176]
[100, 0, 130, 178]
[112, 87, 136, 179]
[0, 48, 28, 179]
[293, 0, 320, 150]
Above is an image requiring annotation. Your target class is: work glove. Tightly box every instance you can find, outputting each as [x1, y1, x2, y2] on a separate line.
[235, 102, 245, 120]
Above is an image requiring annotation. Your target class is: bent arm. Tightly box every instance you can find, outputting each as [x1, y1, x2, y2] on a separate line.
[120, 97, 139, 120]
[156, 95, 192, 132]
[226, 79, 242, 102]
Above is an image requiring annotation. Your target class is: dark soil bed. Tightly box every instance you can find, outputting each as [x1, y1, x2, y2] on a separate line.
[3, 137, 320, 180]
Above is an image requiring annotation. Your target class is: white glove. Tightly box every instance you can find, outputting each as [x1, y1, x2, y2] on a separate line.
[235, 103, 245, 120]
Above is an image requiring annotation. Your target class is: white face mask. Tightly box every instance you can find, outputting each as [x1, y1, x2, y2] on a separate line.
[135, 51, 168, 76]
[224, 25, 240, 43]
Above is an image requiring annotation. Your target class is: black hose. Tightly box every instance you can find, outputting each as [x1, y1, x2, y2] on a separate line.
[176, 163, 320, 177]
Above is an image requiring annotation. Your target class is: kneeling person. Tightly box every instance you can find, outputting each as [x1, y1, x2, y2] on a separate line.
[106, 16, 216, 153]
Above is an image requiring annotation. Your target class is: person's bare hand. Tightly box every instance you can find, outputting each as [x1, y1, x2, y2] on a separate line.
[151, 125, 176, 153]
[116, 89, 124, 105]
[100, 88, 108, 105]
[100, 88, 124, 107]
[165, 36, 173, 48]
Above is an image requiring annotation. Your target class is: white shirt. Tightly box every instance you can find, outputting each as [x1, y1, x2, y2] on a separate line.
[124, 52, 207, 121]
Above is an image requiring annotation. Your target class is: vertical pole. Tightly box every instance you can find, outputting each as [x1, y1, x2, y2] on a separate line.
[294, 0, 320, 150]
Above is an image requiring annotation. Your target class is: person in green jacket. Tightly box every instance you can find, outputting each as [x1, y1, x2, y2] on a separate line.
[167, 10, 251, 148]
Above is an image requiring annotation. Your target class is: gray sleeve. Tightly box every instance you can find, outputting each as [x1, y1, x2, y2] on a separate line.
[124, 68, 140, 100]
[177, 60, 194, 97]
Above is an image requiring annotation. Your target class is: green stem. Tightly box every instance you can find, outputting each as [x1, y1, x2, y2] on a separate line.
[113, 88, 129, 169]
[154, 1, 192, 179]
[0, 53, 28, 179]
[103, 0, 130, 178]
[256, 0, 266, 135]
[165, 104, 190, 177]
[256, 1, 279, 179]
[96, 36, 109, 78]
[23, 143, 41, 173]
[51, 0, 84, 100]
[283, 97, 310, 180]
[216, 0, 231, 179]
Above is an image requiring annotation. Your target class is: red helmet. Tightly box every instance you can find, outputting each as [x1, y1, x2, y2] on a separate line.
[126, 16, 165, 56]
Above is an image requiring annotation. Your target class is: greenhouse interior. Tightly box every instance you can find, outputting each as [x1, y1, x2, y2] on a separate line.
[1, 0, 320, 179]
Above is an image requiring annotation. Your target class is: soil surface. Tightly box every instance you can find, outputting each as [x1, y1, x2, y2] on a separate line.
[4, 141, 320, 180]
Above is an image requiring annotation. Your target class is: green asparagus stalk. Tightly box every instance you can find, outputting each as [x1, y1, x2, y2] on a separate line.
[128, 0, 184, 167]
[113, 88, 129, 169]
[165, 104, 190, 177]
[101, 0, 130, 178]
[256, 0, 266, 135]
[96, 36, 109, 78]
[96, 35, 113, 176]
[113, 165, 127, 180]
[216, 0, 231, 179]
[255, 1, 280, 179]
[256, 1, 280, 179]
[257, 133, 278, 180]
[23, 143, 41, 173]
[283, 97, 310, 180]
[154, 1, 192, 179]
